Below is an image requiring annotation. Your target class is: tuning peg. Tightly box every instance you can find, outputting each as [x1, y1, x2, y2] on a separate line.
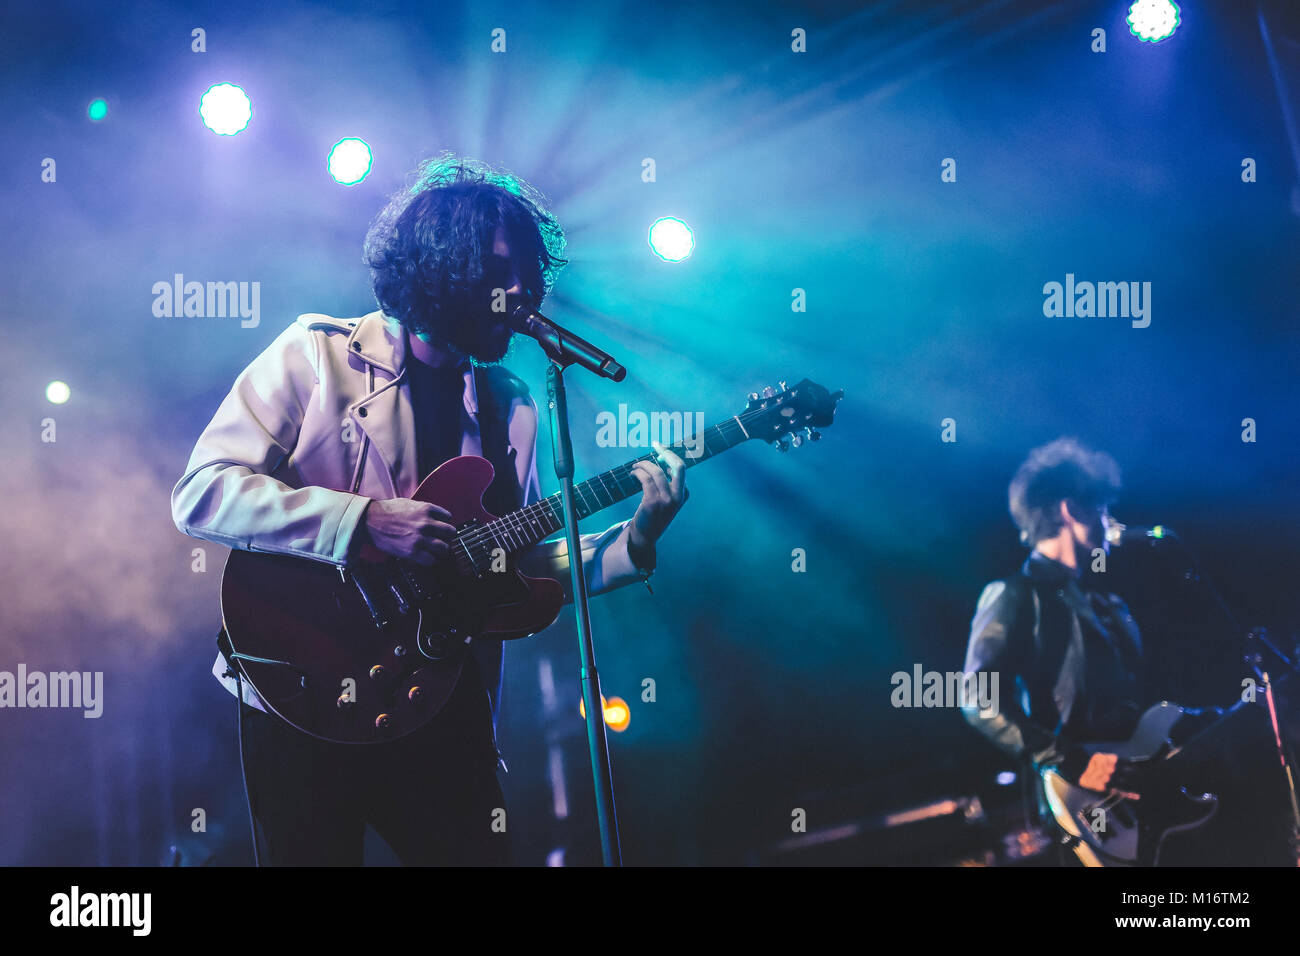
[790, 433, 803, 448]
[805, 427, 821, 441]
[775, 437, 791, 452]
[778, 380, 788, 391]
[747, 391, 759, 403]
[761, 386, 776, 398]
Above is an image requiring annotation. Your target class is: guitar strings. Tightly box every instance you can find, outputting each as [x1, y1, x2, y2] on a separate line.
[453, 400, 797, 555]
[450, 402, 792, 562]
[455, 413, 749, 555]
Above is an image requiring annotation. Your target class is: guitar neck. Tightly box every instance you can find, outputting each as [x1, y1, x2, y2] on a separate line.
[460, 415, 754, 560]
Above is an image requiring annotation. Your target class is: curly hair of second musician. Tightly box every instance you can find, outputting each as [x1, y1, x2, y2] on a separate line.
[1008, 437, 1121, 547]
[362, 152, 569, 348]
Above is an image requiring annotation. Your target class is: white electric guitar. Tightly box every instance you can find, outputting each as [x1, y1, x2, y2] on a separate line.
[1040, 702, 1219, 866]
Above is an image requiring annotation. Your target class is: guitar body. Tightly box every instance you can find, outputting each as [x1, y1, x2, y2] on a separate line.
[220, 456, 564, 744]
[1040, 702, 1219, 866]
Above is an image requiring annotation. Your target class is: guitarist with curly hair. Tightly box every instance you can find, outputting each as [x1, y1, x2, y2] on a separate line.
[172, 154, 688, 865]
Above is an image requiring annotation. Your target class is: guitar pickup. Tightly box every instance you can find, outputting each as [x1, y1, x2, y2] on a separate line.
[398, 562, 431, 601]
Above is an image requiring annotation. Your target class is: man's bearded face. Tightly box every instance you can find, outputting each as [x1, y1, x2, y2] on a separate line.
[433, 227, 522, 363]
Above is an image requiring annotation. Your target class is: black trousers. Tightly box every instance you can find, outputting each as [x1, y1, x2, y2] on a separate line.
[237, 658, 511, 866]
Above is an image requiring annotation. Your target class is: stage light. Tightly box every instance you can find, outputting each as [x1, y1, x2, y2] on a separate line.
[46, 381, 71, 404]
[648, 217, 694, 262]
[603, 696, 630, 732]
[87, 99, 107, 122]
[199, 83, 252, 136]
[578, 694, 631, 731]
[996, 771, 1017, 786]
[327, 138, 373, 186]
[1127, 0, 1180, 43]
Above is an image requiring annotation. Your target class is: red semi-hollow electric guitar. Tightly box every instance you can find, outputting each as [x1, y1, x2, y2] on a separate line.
[220, 379, 842, 743]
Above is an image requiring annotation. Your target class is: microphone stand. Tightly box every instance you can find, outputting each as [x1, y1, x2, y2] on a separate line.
[531, 331, 623, 867]
[1244, 628, 1300, 862]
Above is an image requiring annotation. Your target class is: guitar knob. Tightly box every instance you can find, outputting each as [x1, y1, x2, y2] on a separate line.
[375, 713, 392, 730]
[336, 692, 354, 709]
[393, 645, 407, 657]
[369, 664, 385, 680]
[408, 686, 423, 701]
[761, 386, 775, 398]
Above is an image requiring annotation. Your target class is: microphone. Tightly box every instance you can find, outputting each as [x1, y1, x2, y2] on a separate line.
[1106, 522, 1177, 546]
[505, 295, 626, 382]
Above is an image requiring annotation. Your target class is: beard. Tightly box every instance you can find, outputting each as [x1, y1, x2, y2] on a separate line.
[446, 308, 513, 363]
[419, 299, 514, 364]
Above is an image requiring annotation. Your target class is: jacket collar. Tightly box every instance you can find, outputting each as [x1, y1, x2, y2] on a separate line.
[1023, 551, 1108, 623]
[1023, 550, 1078, 586]
[345, 310, 405, 377]
[348, 310, 478, 414]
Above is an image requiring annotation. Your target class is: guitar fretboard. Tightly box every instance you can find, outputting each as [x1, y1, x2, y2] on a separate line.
[453, 412, 756, 572]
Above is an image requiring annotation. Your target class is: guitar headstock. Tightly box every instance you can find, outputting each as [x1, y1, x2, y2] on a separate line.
[740, 378, 844, 451]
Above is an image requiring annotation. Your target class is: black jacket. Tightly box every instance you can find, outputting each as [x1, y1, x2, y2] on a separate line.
[961, 552, 1145, 783]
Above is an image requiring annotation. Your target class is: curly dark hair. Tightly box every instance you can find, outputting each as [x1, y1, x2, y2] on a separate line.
[1008, 437, 1121, 546]
[363, 152, 568, 342]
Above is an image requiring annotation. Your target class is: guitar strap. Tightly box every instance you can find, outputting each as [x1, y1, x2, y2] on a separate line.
[1027, 580, 1084, 735]
[1050, 580, 1098, 733]
[469, 365, 523, 747]
[1051, 612, 1085, 732]
[473, 366, 523, 517]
